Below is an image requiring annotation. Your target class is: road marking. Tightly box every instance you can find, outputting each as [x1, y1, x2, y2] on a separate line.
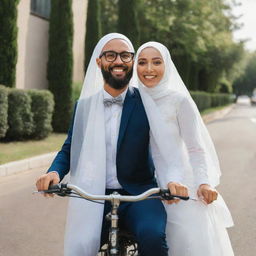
[251, 118, 256, 124]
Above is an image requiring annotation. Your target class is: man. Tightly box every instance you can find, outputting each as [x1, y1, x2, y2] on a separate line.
[36, 33, 188, 256]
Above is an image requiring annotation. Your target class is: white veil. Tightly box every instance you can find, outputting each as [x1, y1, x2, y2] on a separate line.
[133, 42, 233, 231]
[64, 33, 134, 256]
[133, 42, 221, 188]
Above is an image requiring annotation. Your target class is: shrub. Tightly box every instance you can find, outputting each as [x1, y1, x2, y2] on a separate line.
[210, 93, 220, 108]
[28, 90, 54, 139]
[6, 89, 34, 140]
[0, 85, 8, 138]
[190, 91, 233, 111]
[190, 91, 212, 111]
[210, 93, 232, 107]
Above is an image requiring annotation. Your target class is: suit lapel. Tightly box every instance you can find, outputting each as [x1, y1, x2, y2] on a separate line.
[117, 87, 137, 151]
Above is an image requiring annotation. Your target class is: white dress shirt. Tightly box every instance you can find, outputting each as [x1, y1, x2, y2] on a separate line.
[103, 88, 128, 189]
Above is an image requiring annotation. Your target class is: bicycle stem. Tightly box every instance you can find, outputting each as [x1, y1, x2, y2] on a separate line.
[109, 192, 121, 256]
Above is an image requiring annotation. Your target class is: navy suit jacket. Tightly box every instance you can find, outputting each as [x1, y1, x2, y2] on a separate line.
[48, 87, 157, 194]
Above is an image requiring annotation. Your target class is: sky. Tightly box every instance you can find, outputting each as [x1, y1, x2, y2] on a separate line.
[231, 0, 256, 51]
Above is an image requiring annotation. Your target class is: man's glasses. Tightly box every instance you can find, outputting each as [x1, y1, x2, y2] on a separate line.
[99, 51, 134, 63]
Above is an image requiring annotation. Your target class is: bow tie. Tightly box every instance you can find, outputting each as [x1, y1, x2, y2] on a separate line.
[103, 95, 123, 107]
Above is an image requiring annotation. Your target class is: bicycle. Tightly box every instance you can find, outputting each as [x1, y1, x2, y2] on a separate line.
[38, 183, 189, 256]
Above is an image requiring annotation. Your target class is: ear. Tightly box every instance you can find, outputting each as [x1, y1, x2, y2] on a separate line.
[96, 58, 101, 68]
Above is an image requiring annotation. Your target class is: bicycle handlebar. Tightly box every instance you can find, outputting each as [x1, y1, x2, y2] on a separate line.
[43, 183, 189, 201]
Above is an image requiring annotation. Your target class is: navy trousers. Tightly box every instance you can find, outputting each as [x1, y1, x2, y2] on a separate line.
[101, 189, 169, 256]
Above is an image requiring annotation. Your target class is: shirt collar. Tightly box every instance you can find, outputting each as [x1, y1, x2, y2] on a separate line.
[103, 87, 128, 101]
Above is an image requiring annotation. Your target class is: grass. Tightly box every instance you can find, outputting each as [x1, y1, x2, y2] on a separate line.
[0, 104, 232, 165]
[0, 133, 67, 165]
[201, 104, 231, 115]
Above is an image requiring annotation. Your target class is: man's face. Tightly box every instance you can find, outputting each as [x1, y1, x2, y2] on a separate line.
[97, 39, 134, 90]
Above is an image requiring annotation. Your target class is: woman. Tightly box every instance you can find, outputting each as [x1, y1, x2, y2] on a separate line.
[133, 42, 234, 256]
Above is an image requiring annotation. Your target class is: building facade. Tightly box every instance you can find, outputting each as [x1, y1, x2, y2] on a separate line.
[16, 0, 88, 90]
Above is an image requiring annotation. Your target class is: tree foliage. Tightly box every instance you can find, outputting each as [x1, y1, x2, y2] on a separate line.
[117, 0, 140, 50]
[233, 53, 256, 95]
[100, 0, 245, 93]
[47, 0, 73, 132]
[0, 0, 19, 87]
[84, 0, 102, 72]
[101, 0, 118, 34]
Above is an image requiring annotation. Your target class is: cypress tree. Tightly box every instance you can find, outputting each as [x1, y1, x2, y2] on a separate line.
[117, 0, 140, 50]
[84, 0, 102, 72]
[47, 0, 73, 132]
[0, 0, 18, 87]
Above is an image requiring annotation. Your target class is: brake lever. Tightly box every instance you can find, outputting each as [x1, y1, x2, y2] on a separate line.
[160, 189, 190, 201]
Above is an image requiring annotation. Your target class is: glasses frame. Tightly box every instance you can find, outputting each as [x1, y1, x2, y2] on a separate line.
[99, 51, 135, 63]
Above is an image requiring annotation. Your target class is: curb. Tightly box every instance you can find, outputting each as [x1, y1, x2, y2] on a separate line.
[0, 152, 57, 177]
[0, 104, 234, 178]
[202, 104, 234, 123]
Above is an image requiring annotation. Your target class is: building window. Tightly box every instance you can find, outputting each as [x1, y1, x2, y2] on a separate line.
[31, 0, 51, 20]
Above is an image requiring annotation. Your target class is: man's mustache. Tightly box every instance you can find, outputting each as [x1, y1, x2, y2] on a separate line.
[109, 65, 128, 71]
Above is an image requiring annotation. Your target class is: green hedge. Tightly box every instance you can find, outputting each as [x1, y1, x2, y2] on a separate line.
[190, 91, 233, 111]
[190, 91, 212, 111]
[0, 85, 8, 138]
[210, 93, 232, 107]
[0, 87, 54, 141]
[28, 90, 54, 139]
[7, 89, 34, 140]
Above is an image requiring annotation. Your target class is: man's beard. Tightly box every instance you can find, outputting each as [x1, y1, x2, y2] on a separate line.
[101, 65, 133, 90]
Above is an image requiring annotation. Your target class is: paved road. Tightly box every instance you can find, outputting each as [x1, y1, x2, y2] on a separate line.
[0, 168, 68, 256]
[208, 101, 256, 256]
[0, 102, 255, 256]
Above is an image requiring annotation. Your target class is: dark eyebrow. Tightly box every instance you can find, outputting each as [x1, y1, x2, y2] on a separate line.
[138, 57, 162, 61]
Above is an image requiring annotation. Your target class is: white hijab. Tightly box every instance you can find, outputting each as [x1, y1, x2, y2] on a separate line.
[64, 33, 134, 256]
[133, 42, 221, 188]
[133, 42, 233, 229]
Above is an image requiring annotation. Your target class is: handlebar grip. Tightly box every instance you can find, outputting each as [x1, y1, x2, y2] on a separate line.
[160, 189, 189, 201]
[48, 184, 61, 190]
[44, 183, 71, 196]
[42, 183, 61, 194]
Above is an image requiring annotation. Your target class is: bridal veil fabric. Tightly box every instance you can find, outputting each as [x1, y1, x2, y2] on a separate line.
[133, 41, 221, 188]
[64, 33, 134, 256]
[133, 42, 234, 256]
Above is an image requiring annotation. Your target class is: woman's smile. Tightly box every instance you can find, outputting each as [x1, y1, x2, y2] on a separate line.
[137, 47, 165, 88]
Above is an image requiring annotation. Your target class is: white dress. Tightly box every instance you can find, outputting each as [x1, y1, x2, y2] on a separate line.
[150, 91, 234, 256]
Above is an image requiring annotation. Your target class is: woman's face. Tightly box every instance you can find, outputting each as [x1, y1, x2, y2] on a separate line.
[137, 47, 165, 88]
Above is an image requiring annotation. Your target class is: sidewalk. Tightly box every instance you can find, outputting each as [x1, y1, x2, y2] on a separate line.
[0, 104, 234, 177]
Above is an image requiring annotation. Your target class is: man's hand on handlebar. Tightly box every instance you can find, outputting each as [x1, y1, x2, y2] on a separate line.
[166, 182, 189, 205]
[36, 172, 60, 198]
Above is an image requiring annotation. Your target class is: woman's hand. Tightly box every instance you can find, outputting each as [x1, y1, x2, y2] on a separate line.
[165, 182, 189, 205]
[197, 184, 218, 204]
